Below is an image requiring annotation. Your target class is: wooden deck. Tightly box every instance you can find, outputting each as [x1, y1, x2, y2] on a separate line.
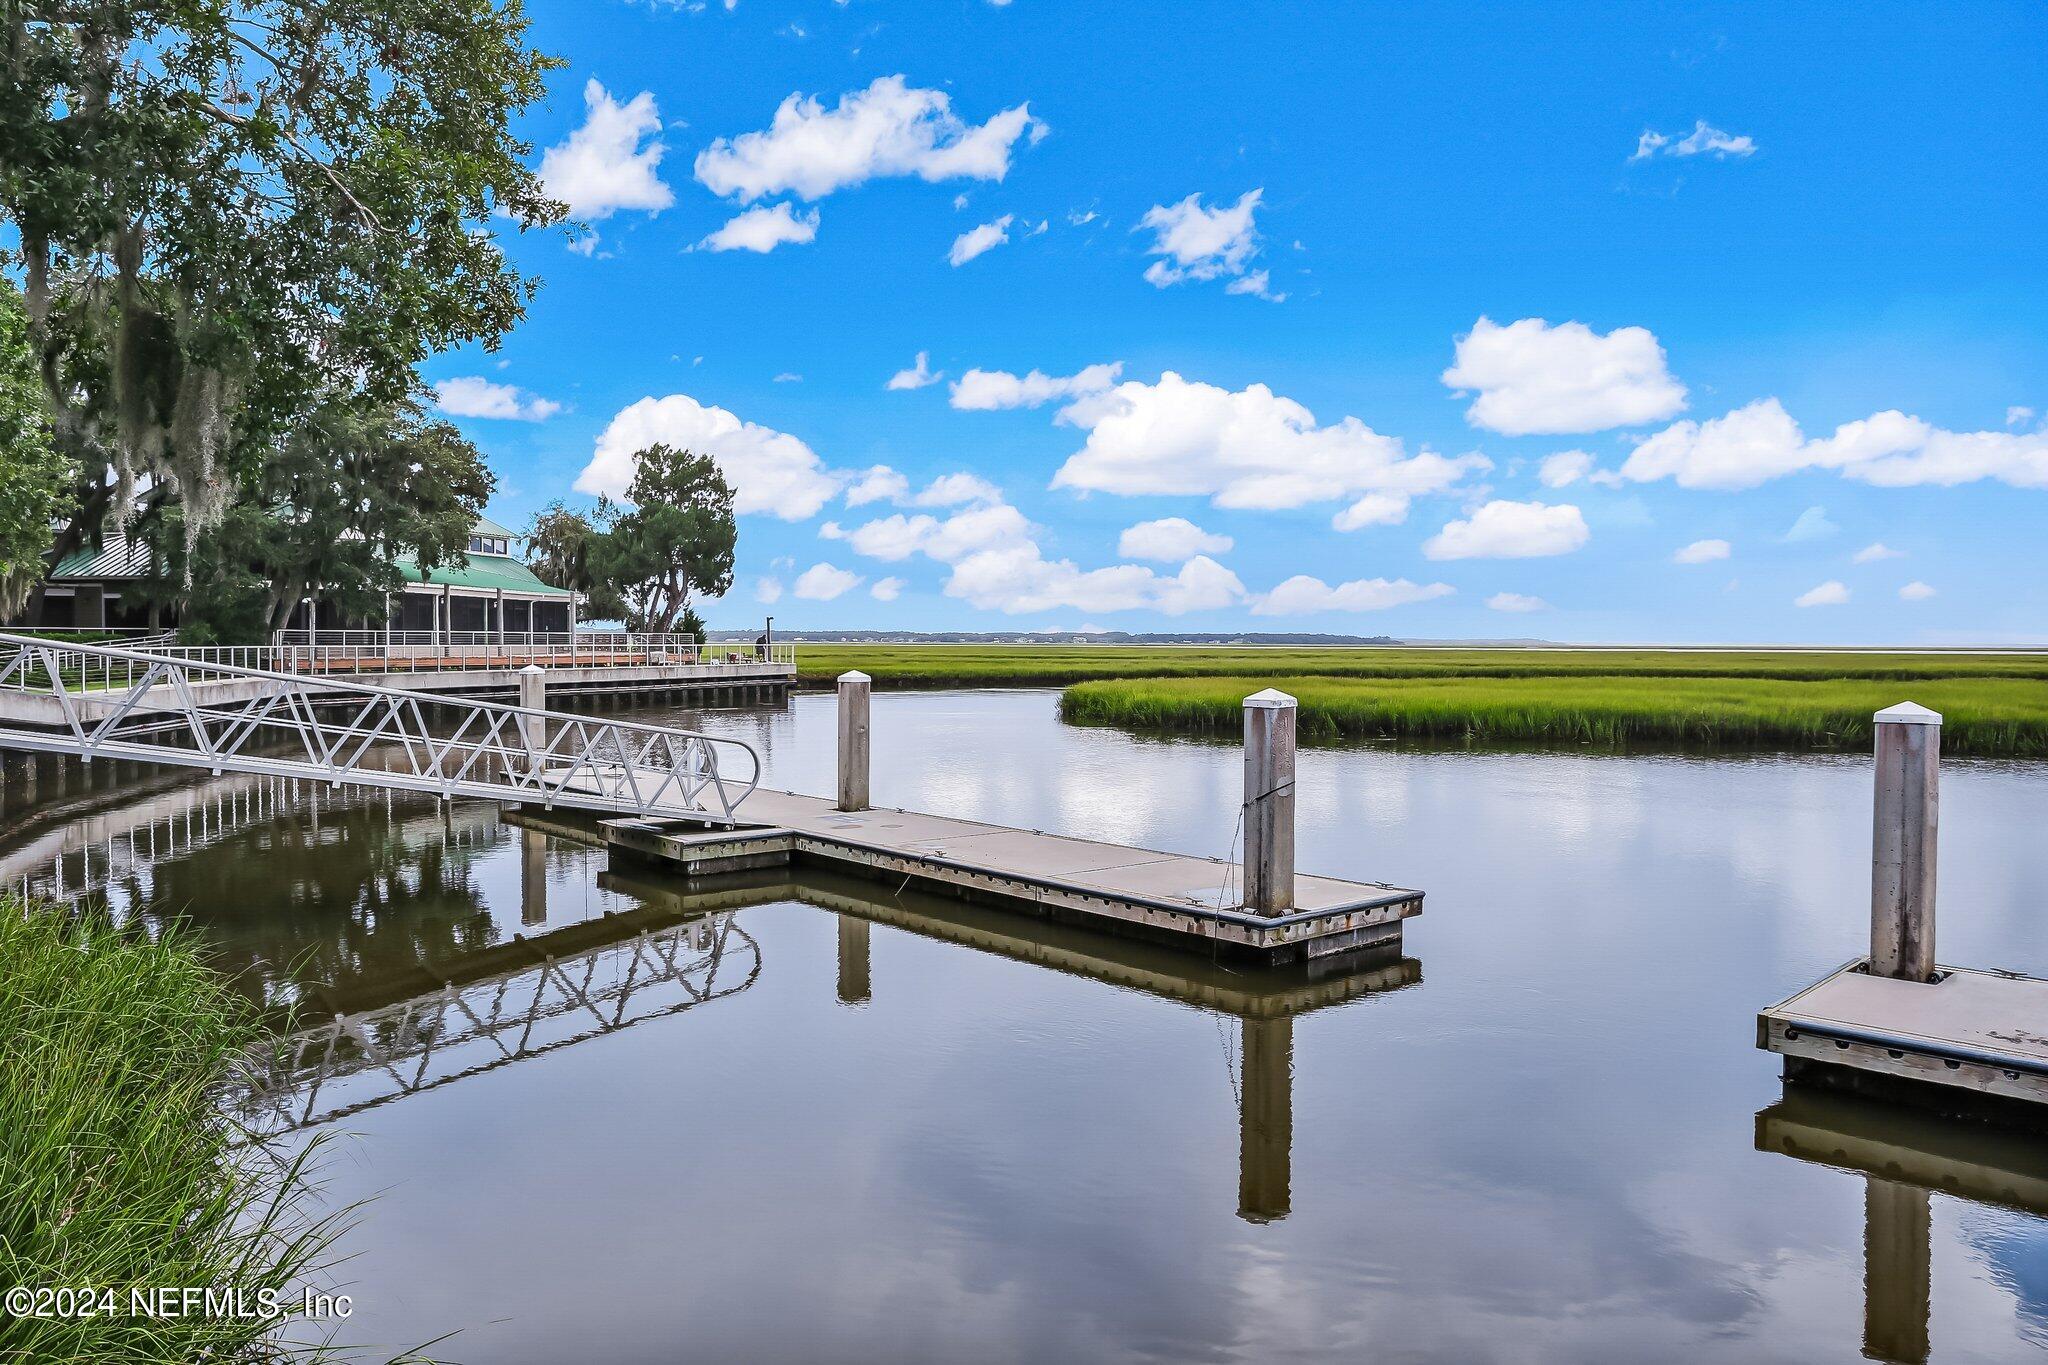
[602, 787, 1424, 965]
[1759, 959, 2048, 1120]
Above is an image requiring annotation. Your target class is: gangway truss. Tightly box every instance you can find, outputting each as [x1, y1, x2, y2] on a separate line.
[0, 631, 759, 822]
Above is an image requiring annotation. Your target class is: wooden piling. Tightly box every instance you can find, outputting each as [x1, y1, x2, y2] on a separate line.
[1242, 689, 1297, 915]
[837, 671, 871, 812]
[517, 665, 547, 766]
[1872, 702, 1940, 983]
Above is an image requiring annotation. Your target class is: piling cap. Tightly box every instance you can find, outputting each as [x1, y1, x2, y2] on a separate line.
[519, 664, 546, 676]
[1874, 701, 1942, 727]
[1243, 687, 1297, 709]
[838, 669, 871, 683]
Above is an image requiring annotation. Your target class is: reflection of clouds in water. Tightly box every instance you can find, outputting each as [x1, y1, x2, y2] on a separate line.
[24, 688, 2048, 1361]
[1964, 1205, 2048, 1351]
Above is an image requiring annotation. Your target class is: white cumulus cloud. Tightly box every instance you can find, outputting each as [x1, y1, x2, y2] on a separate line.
[1487, 592, 1549, 613]
[1253, 576, 1454, 616]
[794, 562, 862, 600]
[579, 394, 841, 519]
[1852, 542, 1904, 563]
[698, 202, 819, 253]
[754, 576, 783, 604]
[1631, 120, 1758, 162]
[1621, 400, 2048, 491]
[2011, 406, 2038, 428]
[433, 377, 562, 422]
[540, 80, 675, 224]
[1899, 581, 1936, 601]
[694, 75, 1041, 203]
[1117, 517, 1233, 562]
[1331, 493, 1411, 532]
[1052, 371, 1486, 511]
[1423, 500, 1590, 560]
[1443, 317, 1687, 435]
[950, 362, 1121, 411]
[1673, 538, 1731, 564]
[949, 214, 1013, 266]
[870, 576, 906, 602]
[886, 352, 942, 390]
[1795, 580, 1850, 608]
[1139, 189, 1266, 291]
[844, 465, 910, 507]
[911, 473, 1004, 507]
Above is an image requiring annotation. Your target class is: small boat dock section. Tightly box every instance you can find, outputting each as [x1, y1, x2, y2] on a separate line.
[605, 788, 1422, 965]
[1759, 702, 2048, 1131]
[600, 674, 1424, 966]
[1759, 960, 2048, 1114]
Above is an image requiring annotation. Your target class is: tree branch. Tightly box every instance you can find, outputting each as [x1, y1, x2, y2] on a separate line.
[198, 102, 400, 235]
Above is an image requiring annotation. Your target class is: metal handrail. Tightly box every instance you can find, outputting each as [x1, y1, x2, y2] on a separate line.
[85, 633, 796, 680]
[0, 630, 762, 821]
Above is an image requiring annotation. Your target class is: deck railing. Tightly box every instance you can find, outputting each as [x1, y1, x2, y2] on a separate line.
[258, 629, 795, 676]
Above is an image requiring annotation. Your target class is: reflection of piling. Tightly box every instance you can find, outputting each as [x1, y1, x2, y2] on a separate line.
[1863, 1177, 1932, 1365]
[1237, 1015, 1294, 1222]
[837, 671, 870, 812]
[836, 915, 871, 1004]
[520, 826, 548, 926]
[1242, 689, 1297, 915]
[1871, 703, 1940, 982]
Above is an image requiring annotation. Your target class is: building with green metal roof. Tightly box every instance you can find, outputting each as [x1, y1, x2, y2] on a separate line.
[22, 517, 578, 636]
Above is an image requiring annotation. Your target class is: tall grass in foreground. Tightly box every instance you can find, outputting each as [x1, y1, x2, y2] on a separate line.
[0, 900, 351, 1364]
[1059, 675, 2048, 757]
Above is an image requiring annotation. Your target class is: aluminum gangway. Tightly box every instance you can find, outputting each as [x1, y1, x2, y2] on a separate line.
[0, 631, 759, 822]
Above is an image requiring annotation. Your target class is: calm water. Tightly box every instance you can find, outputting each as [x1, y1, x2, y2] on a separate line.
[8, 688, 2048, 1363]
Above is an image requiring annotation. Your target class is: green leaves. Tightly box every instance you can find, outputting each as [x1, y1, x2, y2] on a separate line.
[525, 447, 739, 634]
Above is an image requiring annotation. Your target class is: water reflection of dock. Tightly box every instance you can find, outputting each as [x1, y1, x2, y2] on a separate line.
[1757, 1087, 2048, 1363]
[602, 864, 1422, 1222]
[235, 899, 761, 1138]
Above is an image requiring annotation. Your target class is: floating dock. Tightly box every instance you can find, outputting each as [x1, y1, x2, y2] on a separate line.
[593, 675, 1424, 965]
[1760, 702, 2048, 1132]
[603, 787, 1423, 965]
[1760, 960, 2048, 1124]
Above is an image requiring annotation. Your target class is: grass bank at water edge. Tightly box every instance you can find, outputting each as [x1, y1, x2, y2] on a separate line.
[1058, 675, 2048, 756]
[790, 644, 2048, 688]
[0, 900, 353, 1364]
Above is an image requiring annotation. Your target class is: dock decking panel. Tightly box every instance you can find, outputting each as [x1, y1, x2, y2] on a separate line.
[599, 786, 1423, 963]
[1759, 960, 2048, 1109]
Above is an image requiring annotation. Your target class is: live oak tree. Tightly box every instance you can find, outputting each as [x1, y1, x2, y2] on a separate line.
[0, 0, 563, 603]
[0, 280, 68, 615]
[132, 396, 492, 641]
[525, 446, 737, 636]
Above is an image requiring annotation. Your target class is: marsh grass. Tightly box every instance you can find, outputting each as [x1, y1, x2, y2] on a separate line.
[1058, 675, 2048, 756]
[0, 899, 360, 1364]
[793, 643, 2048, 688]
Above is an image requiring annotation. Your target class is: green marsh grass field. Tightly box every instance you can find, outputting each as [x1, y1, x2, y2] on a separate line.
[784, 645, 2048, 755]
[1059, 673, 2048, 756]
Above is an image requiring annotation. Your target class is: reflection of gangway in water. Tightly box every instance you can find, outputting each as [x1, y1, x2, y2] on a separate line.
[1757, 1086, 2048, 1365]
[233, 900, 761, 1139]
[0, 770, 491, 909]
[593, 855, 1423, 1224]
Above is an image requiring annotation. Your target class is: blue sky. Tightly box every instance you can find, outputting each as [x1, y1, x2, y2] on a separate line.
[435, 1, 2048, 642]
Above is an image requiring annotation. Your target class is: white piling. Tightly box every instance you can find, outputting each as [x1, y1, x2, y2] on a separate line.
[837, 670, 871, 812]
[1871, 701, 1941, 983]
[1242, 688, 1297, 915]
[518, 665, 547, 767]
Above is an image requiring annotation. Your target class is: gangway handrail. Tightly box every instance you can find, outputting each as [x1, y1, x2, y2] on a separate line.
[0, 630, 761, 822]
